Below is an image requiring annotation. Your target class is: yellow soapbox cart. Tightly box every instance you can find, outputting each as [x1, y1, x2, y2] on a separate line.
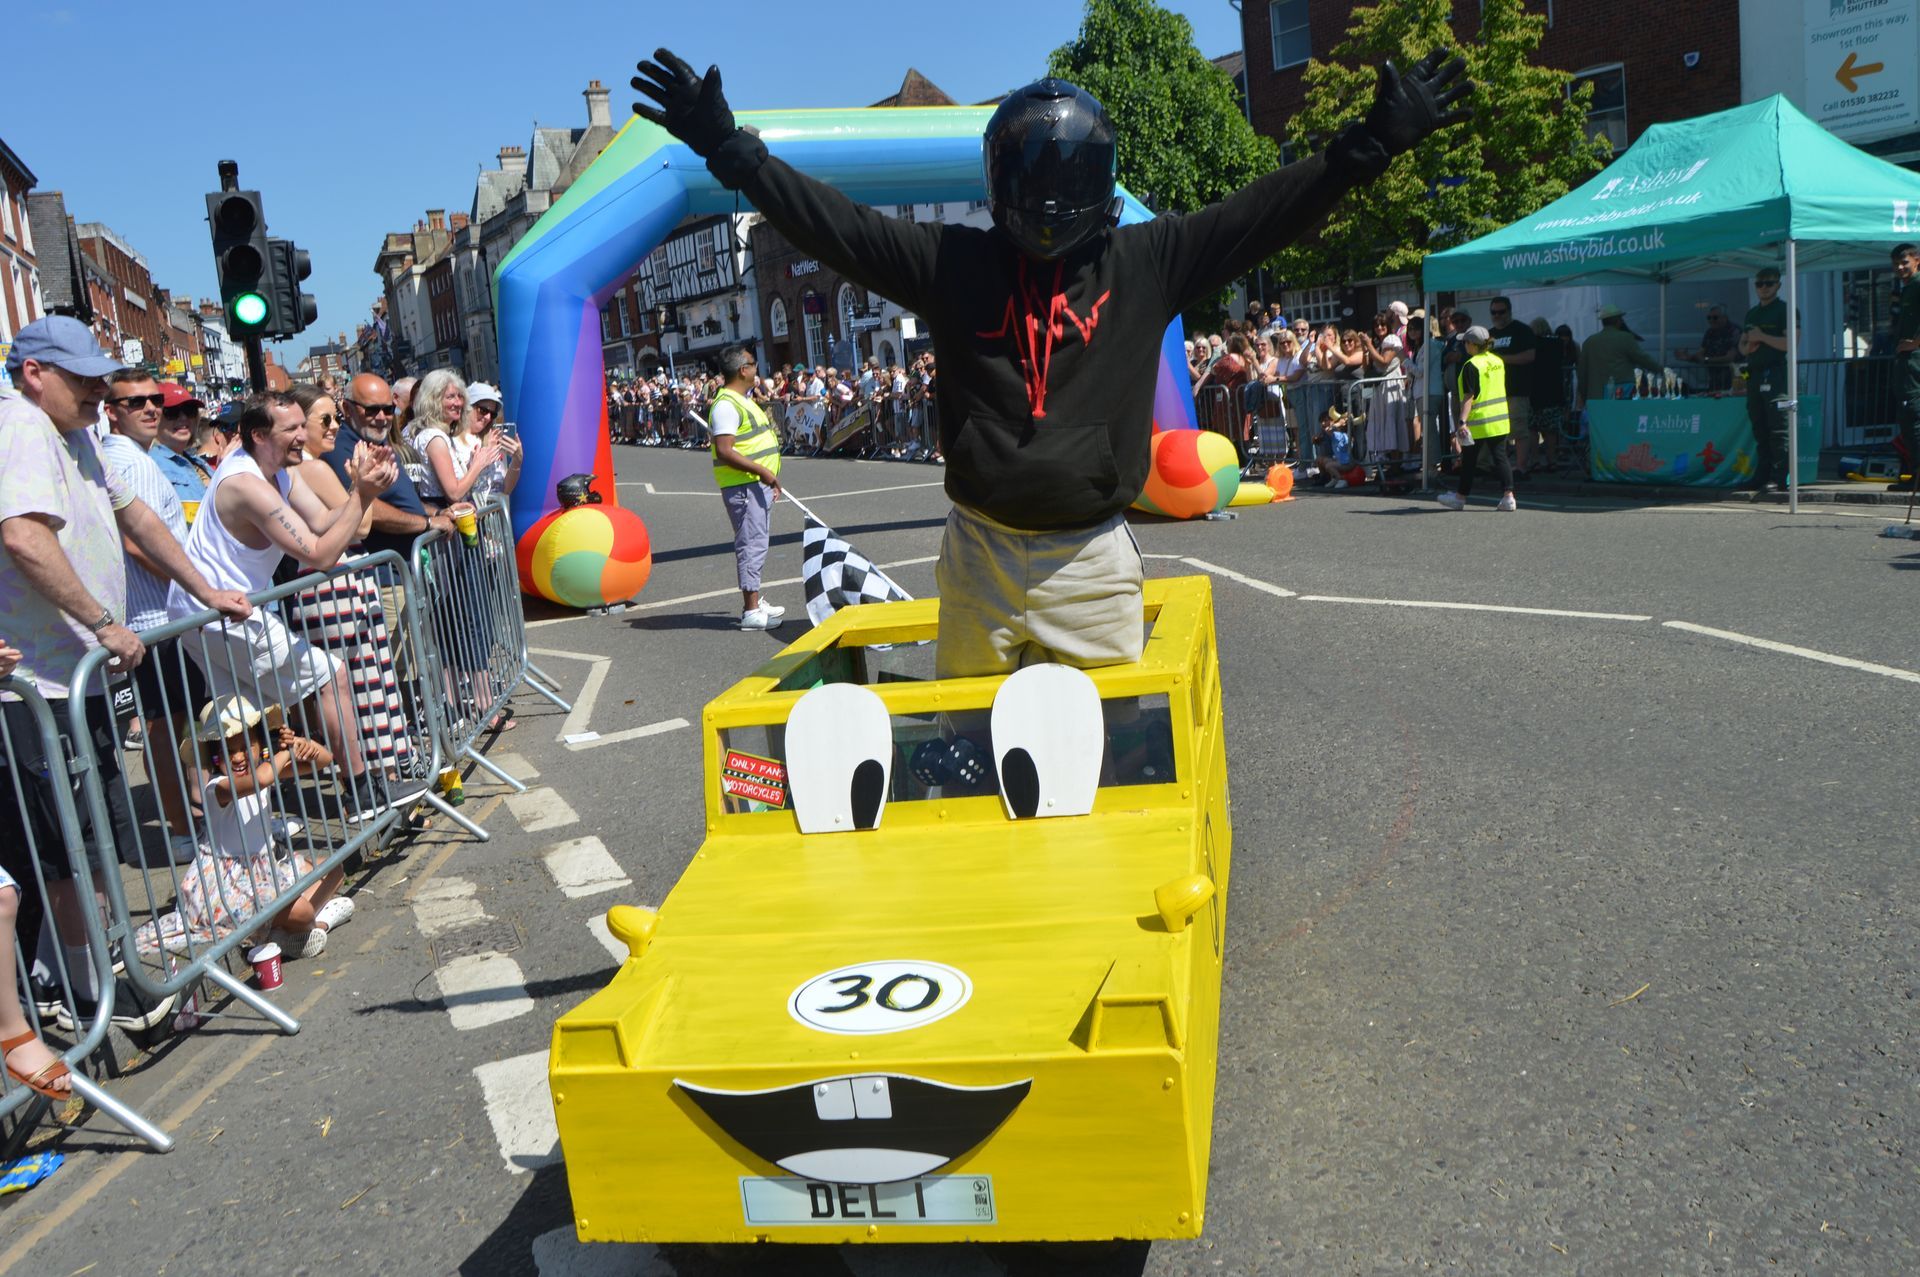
[551, 576, 1232, 1244]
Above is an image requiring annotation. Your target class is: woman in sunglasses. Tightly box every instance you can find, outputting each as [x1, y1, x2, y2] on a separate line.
[280, 384, 418, 783]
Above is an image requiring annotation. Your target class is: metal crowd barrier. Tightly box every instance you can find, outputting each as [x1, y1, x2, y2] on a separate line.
[1341, 371, 1424, 487]
[64, 549, 465, 1046]
[409, 499, 569, 799]
[1794, 356, 1900, 449]
[0, 676, 171, 1150]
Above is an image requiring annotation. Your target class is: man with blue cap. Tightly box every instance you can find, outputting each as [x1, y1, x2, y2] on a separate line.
[0, 316, 252, 1033]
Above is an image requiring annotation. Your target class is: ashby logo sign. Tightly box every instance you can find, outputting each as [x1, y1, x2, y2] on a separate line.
[1590, 158, 1711, 201]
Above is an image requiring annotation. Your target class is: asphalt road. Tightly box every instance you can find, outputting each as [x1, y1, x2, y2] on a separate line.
[3, 447, 1915, 1277]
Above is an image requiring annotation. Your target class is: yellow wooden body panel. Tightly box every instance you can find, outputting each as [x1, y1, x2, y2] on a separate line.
[552, 577, 1231, 1244]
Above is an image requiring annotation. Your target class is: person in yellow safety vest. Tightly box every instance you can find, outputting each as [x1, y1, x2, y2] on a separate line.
[1435, 325, 1518, 512]
[709, 345, 787, 629]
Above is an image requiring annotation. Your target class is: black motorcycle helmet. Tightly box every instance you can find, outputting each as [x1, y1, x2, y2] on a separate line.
[556, 473, 603, 509]
[981, 79, 1120, 260]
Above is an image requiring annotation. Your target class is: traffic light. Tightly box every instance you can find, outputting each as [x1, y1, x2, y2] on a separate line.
[265, 238, 316, 340]
[205, 189, 271, 336]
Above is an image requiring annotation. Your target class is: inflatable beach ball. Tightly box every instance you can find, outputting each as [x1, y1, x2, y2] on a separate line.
[1134, 429, 1240, 519]
[516, 505, 652, 608]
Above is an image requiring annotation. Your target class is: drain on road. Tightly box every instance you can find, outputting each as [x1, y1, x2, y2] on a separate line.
[431, 917, 524, 966]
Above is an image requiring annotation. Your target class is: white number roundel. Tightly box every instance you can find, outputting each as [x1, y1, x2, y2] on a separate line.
[788, 959, 973, 1035]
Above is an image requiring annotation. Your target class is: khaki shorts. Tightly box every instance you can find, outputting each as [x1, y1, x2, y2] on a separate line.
[934, 504, 1144, 680]
[1508, 395, 1532, 436]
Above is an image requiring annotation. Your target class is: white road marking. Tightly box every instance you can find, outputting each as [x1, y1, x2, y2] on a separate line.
[1180, 557, 1297, 598]
[567, 717, 690, 751]
[1296, 594, 1652, 622]
[411, 878, 490, 937]
[586, 913, 626, 964]
[474, 1049, 560, 1175]
[531, 1226, 677, 1276]
[505, 786, 579, 833]
[625, 555, 940, 614]
[1663, 620, 1920, 684]
[437, 952, 535, 1031]
[617, 478, 946, 502]
[543, 834, 633, 898]
[479, 750, 539, 782]
[530, 647, 612, 741]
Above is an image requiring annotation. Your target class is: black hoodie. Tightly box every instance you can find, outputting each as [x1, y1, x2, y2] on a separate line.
[719, 130, 1375, 530]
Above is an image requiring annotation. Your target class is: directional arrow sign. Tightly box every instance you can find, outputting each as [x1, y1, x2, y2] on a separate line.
[1836, 49, 1885, 93]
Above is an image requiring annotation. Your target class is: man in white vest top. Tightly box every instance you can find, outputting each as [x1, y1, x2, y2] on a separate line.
[167, 392, 411, 819]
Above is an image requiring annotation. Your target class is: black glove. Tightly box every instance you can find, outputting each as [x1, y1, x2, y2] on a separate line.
[1363, 47, 1473, 157]
[631, 48, 736, 157]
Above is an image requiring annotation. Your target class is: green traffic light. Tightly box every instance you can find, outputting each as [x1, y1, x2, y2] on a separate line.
[233, 292, 269, 327]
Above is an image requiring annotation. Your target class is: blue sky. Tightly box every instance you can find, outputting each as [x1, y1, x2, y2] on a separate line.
[9, 0, 1247, 360]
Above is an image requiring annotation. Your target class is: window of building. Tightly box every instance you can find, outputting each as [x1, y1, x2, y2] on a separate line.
[802, 290, 826, 368]
[1269, 0, 1310, 69]
[1279, 285, 1344, 326]
[697, 230, 715, 274]
[0, 196, 14, 244]
[1573, 64, 1628, 154]
[602, 306, 614, 342]
[618, 300, 631, 337]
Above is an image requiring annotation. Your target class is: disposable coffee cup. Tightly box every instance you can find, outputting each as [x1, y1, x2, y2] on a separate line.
[250, 942, 283, 990]
[452, 505, 479, 547]
[181, 500, 201, 524]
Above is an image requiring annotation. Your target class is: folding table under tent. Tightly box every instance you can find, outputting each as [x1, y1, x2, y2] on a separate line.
[1421, 94, 1920, 511]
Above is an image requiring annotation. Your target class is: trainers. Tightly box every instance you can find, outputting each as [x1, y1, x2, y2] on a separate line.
[314, 896, 355, 933]
[1331, 478, 1349, 489]
[56, 976, 176, 1033]
[271, 926, 327, 960]
[270, 816, 304, 845]
[1496, 493, 1518, 512]
[1435, 491, 1466, 510]
[739, 607, 781, 631]
[761, 603, 786, 622]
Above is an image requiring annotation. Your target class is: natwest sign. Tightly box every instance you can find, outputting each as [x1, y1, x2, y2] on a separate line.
[786, 259, 821, 279]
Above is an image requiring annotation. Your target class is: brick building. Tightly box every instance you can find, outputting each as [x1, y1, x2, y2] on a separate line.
[77, 222, 170, 367]
[1241, 1, 1741, 156]
[0, 136, 42, 349]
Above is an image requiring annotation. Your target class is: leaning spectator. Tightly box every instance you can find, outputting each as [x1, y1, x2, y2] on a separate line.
[1677, 303, 1739, 393]
[455, 383, 523, 508]
[100, 368, 210, 863]
[283, 384, 418, 785]
[1, 317, 250, 1033]
[168, 392, 409, 820]
[148, 383, 214, 507]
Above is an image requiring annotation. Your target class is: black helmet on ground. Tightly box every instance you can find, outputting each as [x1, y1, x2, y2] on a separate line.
[556, 473, 603, 508]
[981, 79, 1122, 261]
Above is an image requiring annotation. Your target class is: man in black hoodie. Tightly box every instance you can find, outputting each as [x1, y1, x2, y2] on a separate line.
[635, 48, 1469, 677]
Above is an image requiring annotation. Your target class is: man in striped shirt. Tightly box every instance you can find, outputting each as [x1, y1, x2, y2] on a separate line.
[101, 368, 210, 864]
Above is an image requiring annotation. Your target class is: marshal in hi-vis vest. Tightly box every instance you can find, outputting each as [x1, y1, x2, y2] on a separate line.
[710, 387, 782, 488]
[1459, 351, 1511, 440]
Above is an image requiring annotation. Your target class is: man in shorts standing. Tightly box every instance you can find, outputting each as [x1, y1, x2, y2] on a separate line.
[633, 45, 1470, 677]
[1, 318, 250, 1030]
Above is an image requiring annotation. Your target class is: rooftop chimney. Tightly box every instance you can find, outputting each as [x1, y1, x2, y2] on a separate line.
[585, 79, 611, 128]
[498, 145, 525, 171]
[428, 209, 446, 232]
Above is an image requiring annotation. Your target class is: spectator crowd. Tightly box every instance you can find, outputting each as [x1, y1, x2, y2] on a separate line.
[0, 315, 529, 1091]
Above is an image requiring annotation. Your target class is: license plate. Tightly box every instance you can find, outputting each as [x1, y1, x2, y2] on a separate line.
[740, 1175, 995, 1226]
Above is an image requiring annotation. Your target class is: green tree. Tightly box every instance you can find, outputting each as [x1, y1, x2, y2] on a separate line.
[1266, 0, 1610, 292]
[1048, 0, 1279, 324]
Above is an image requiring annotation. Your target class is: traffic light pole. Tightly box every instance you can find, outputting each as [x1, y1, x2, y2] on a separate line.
[244, 334, 267, 392]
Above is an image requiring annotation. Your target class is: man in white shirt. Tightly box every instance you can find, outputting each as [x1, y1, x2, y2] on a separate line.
[169, 392, 403, 818]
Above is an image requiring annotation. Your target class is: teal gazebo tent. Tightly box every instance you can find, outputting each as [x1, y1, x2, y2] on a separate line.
[1422, 94, 1920, 507]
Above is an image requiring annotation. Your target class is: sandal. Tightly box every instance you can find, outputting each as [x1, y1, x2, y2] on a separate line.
[1, 1030, 72, 1102]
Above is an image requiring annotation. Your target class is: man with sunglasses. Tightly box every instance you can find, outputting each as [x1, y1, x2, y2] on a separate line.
[147, 382, 214, 504]
[1739, 267, 1794, 494]
[1, 318, 251, 1032]
[1677, 305, 1738, 393]
[324, 373, 454, 686]
[100, 370, 212, 863]
[1485, 296, 1536, 477]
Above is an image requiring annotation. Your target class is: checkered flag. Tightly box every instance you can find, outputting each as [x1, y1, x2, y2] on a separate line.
[800, 510, 913, 627]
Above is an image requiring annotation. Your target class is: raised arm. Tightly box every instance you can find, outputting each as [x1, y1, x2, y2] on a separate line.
[633, 49, 940, 311]
[1148, 49, 1472, 312]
